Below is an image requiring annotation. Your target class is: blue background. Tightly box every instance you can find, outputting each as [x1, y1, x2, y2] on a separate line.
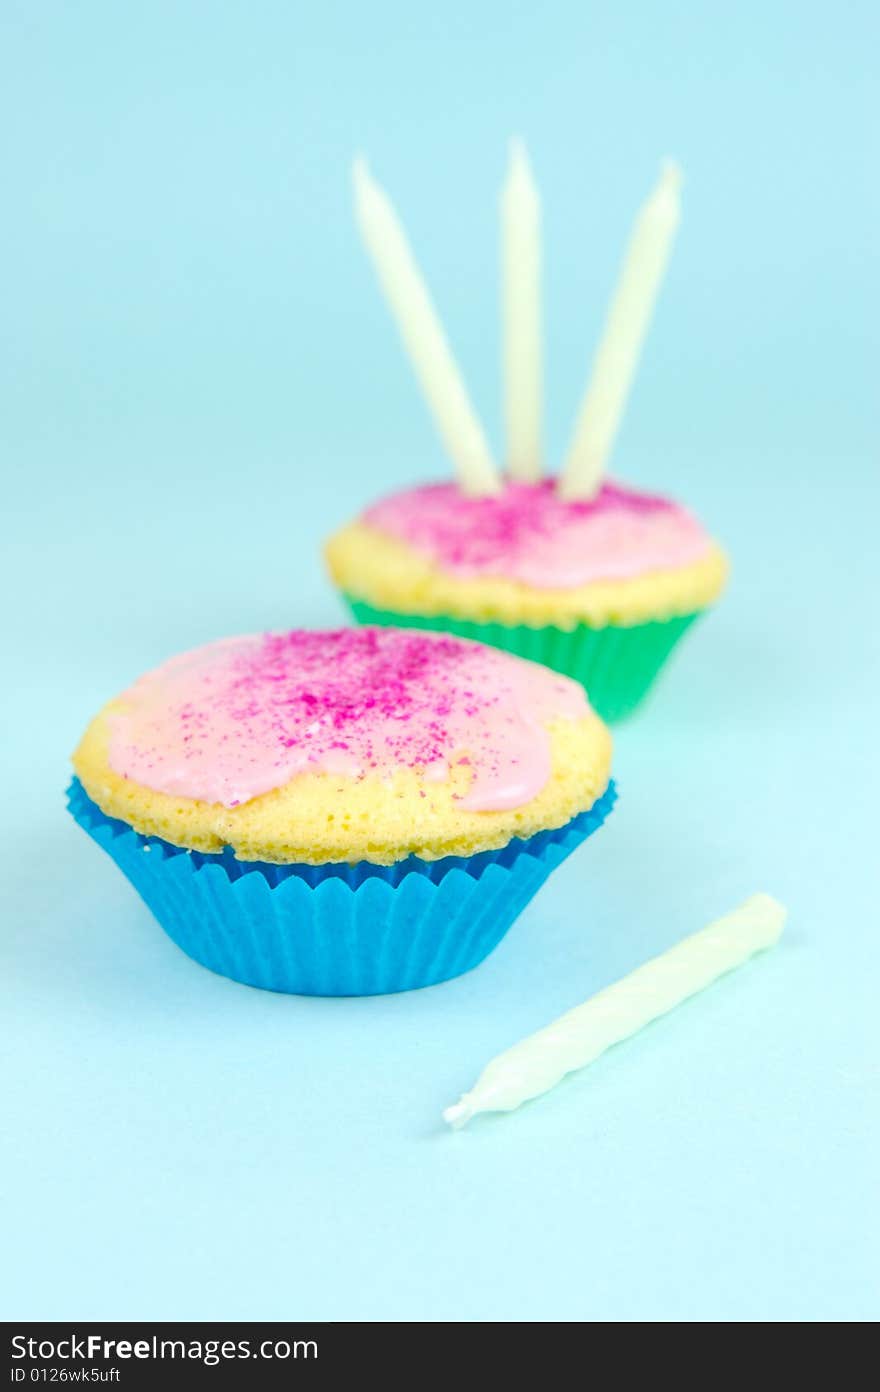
[2, 1, 877, 1321]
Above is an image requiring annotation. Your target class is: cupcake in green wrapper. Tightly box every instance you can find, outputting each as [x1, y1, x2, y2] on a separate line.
[335, 152, 727, 718]
[325, 477, 727, 722]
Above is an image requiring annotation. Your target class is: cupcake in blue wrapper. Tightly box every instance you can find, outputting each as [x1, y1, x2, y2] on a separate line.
[69, 627, 615, 995]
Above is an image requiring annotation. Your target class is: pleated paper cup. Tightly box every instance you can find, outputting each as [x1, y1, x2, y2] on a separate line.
[343, 596, 701, 723]
[67, 779, 616, 997]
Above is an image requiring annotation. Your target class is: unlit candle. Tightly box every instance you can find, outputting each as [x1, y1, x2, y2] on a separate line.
[502, 139, 542, 482]
[559, 162, 683, 501]
[444, 894, 786, 1129]
[353, 158, 500, 497]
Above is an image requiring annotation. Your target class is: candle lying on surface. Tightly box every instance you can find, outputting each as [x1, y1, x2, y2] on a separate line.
[443, 893, 786, 1130]
[559, 161, 683, 502]
[353, 158, 501, 497]
[502, 139, 542, 482]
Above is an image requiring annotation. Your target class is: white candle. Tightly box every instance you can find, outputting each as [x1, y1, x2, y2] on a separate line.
[558, 161, 683, 501]
[443, 894, 786, 1129]
[352, 158, 501, 497]
[502, 139, 542, 482]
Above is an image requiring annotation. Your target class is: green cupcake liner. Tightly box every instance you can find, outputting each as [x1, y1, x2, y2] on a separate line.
[343, 595, 702, 722]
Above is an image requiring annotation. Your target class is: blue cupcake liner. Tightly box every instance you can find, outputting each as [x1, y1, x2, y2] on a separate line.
[66, 777, 616, 997]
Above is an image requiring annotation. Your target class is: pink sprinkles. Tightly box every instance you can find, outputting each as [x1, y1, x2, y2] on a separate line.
[108, 628, 590, 813]
[363, 477, 712, 588]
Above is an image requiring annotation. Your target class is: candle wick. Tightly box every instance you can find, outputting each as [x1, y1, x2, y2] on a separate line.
[442, 1096, 474, 1130]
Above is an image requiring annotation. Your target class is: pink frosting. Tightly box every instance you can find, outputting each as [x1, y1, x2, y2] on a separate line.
[108, 628, 591, 814]
[363, 478, 712, 588]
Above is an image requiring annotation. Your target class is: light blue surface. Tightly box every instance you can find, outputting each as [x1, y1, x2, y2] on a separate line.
[2, 1, 877, 1321]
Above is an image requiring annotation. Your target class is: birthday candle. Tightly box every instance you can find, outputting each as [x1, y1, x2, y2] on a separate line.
[502, 139, 542, 482]
[558, 161, 683, 501]
[443, 894, 786, 1129]
[353, 158, 501, 497]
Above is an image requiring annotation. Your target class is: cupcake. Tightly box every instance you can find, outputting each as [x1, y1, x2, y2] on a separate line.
[326, 478, 726, 723]
[331, 152, 727, 721]
[69, 627, 615, 996]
